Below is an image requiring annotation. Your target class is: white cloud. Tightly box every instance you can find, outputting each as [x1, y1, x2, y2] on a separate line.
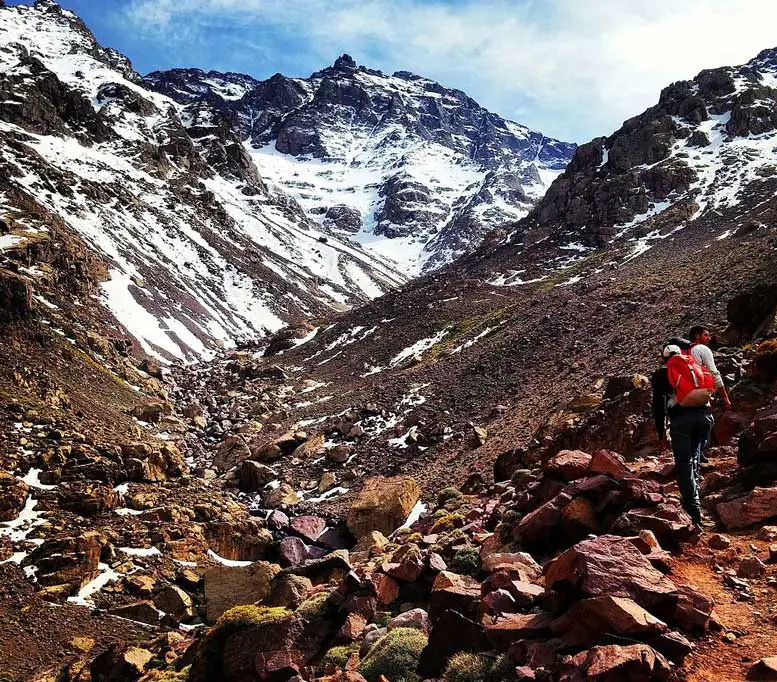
[123, 0, 777, 141]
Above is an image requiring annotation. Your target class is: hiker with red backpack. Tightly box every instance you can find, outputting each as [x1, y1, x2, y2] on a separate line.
[651, 337, 717, 528]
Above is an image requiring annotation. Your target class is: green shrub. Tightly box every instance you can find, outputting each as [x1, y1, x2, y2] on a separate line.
[321, 644, 359, 670]
[437, 487, 463, 508]
[444, 652, 488, 682]
[296, 592, 330, 620]
[487, 654, 513, 682]
[754, 339, 777, 380]
[431, 513, 464, 534]
[450, 548, 481, 577]
[194, 607, 292, 681]
[358, 627, 428, 682]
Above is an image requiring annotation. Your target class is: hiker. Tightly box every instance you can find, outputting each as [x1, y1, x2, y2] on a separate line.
[651, 339, 716, 528]
[688, 326, 731, 463]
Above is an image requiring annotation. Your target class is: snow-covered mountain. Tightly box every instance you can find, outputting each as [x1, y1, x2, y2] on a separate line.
[147, 55, 577, 274]
[482, 46, 777, 285]
[0, 1, 406, 362]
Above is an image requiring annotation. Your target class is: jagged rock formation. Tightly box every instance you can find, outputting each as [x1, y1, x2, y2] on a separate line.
[483, 47, 777, 284]
[147, 55, 576, 274]
[0, 1, 405, 361]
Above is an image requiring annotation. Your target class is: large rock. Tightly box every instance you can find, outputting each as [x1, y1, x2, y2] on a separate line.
[717, 487, 777, 530]
[26, 531, 101, 589]
[610, 502, 696, 547]
[346, 476, 420, 538]
[213, 435, 251, 472]
[239, 460, 277, 492]
[0, 473, 28, 521]
[545, 535, 677, 613]
[552, 596, 667, 647]
[545, 450, 593, 481]
[203, 561, 280, 623]
[560, 644, 671, 682]
[748, 657, 777, 681]
[430, 570, 481, 618]
[485, 612, 554, 650]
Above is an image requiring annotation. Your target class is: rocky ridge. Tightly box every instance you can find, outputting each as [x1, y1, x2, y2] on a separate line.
[0, 1, 406, 363]
[147, 55, 576, 274]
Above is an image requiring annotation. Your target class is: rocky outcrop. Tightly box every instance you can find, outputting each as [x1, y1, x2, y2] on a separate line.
[346, 475, 420, 538]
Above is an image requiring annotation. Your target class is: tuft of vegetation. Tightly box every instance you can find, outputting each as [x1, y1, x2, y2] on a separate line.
[144, 665, 191, 682]
[296, 592, 331, 620]
[194, 607, 293, 681]
[321, 644, 359, 670]
[754, 339, 777, 380]
[487, 654, 514, 682]
[449, 547, 481, 577]
[358, 627, 428, 682]
[430, 513, 465, 534]
[214, 605, 291, 630]
[437, 487, 464, 508]
[444, 652, 488, 682]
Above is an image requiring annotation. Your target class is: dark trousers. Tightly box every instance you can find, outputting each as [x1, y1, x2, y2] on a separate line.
[669, 408, 713, 525]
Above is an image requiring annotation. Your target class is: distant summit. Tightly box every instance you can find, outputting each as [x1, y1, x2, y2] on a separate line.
[148, 56, 576, 273]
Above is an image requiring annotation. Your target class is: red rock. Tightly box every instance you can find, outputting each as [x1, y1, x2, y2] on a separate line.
[717, 487, 777, 530]
[545, 535, 677, 612]
[388, 607, 430, 633]
[370, 573, 400, 606]
[589, 449, 630, 479]
[715, 411, 752, 446]
[290, 515, 326, 542]
[747, 657, 777, 681]
[0, 474, 28, 522]
[708, 534, 732, 550]
[570, 644, 671, 681]
[671, 584, 714, 631]
[417, 609, 488, 678]
[552, 596, 667, 646]
[339, 612, 367, 640]
[485, 612, 553, 649]
[481, 552, 541, 580]
[430, 571, 481, 618]
[545, 450, 593, 481]
[346, 476, 420, 538]
[479, 588, 517, 618]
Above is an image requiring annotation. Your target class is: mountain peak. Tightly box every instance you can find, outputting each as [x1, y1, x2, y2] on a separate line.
[333, 53, 357, 71]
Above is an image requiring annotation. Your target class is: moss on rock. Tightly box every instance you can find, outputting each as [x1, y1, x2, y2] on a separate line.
[358, 627, 428, 682]
[444, 652, 488, 682]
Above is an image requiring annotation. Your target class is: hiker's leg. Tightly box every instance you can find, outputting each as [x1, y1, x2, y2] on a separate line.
[670, 411, 702, 524]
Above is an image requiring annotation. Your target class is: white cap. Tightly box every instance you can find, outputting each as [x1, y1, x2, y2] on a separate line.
[663, 344, 682, 358]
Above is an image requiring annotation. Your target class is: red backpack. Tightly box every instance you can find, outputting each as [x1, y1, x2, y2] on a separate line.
[666, 353, 716, 407]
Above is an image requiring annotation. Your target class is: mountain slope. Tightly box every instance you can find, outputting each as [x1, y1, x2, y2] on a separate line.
[0, 1, 405, 362]
[147, 55, 576, 274]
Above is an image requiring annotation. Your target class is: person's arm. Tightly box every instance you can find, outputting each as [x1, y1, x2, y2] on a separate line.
[651, 370, 668, 441]
[696, 345, 731, 408]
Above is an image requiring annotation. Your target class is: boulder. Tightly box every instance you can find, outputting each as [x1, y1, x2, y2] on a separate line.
[203, 561, 280, 623]
[717, 487, 777, 530]
[109, 601, 162, 626]
[346, 476, 420, 538]
[90, 646, 154, 681]
[430, 571, 481, 618]
[485, 612, 554, 649]
[153, 585, 194, 621]
[545, 450, 593, 481]
[417, 609, 488, 678]
[552, 596, 667, 646]
[240, 460, 277, 492]
[290, 515, 326, 543]
[589, 450, 630, 479]
[0, 473, 28, 521]
[561, 644, 671, 682]
[748, 657, 777, 681]
[481, 552, 542, 580]
[545, 535, 677, 613]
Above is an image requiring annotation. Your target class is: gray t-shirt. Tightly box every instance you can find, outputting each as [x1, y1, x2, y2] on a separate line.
[691, 344, 724, 388]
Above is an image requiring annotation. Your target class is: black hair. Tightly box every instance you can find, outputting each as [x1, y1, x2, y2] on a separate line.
[688, 325, 709, 342]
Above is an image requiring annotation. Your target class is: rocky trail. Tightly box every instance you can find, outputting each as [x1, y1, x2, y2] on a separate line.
[3, 321, 777, 681]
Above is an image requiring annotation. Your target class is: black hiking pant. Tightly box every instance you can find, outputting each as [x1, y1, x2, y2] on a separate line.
[669, 407, 713, 525]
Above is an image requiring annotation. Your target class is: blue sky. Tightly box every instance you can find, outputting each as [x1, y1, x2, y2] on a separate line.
[8, 0, 777, 142]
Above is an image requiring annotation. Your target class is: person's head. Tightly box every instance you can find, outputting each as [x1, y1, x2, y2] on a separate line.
[688, 325, 711, 345]
[662, 344, 682, 363]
